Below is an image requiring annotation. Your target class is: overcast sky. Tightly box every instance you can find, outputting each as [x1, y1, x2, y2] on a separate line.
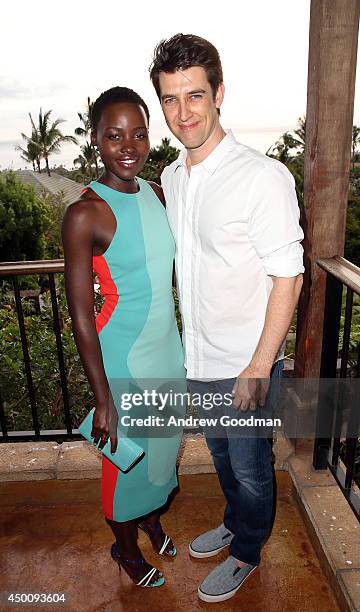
[0, 0, 359, 170]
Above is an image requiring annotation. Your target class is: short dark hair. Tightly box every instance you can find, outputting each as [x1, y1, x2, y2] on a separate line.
[149, 33, 223, 100]
[91, 86, 150, 131]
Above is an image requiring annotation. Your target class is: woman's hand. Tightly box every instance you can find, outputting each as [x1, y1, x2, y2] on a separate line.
[91, 398, 118, 454]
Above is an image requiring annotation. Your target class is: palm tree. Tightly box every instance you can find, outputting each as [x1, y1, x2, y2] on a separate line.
[267, 116, 306, 162]
[16, 133, 41, 172]
[266, 132, 300, 164]
[140, 138, 180, 182]
[293, 116, 306, 152]
[28, 110, 77, 177]
[75, 97, 99, 178]
[352, 125, 360, 170]
[148, 137, 178, 163]
[73, 142, 96, 181]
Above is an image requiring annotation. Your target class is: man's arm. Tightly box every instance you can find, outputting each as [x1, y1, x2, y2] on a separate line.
[232, 274, 303, 410]
[232, 162, 304, 410]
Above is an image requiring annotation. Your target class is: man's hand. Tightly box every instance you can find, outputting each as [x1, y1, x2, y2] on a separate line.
[231, 365, 270, 412]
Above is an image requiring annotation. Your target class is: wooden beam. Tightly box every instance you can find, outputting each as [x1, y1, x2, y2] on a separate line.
[0, 260, 64, 276]
[318, 256, 360, 295]
[295, 0, 360, 378]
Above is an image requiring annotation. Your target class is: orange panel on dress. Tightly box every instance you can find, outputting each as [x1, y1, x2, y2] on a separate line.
[101, 455, 119, 520]
[93, 255, 119, 334]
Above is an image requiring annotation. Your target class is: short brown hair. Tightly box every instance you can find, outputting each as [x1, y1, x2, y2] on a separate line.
[149, 33, 223, 101]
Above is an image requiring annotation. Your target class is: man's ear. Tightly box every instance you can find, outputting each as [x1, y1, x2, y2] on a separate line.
[215, 83, 225, 110]
[90, 132, 97, 147]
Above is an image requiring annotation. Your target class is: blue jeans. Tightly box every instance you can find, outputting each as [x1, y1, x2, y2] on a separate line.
[187, 360, 283, 566]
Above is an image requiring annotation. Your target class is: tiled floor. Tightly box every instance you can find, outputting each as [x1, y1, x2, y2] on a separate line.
[0, 473, 339, 611]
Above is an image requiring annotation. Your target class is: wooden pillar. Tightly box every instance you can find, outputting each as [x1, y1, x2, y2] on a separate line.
[295, 0, 360, 378]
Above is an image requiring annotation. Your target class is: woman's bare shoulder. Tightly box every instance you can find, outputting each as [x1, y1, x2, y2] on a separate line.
[64, 188, 103, 222]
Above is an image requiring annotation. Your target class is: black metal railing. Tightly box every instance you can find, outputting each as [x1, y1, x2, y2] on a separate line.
[2, 257, 360, 520]
[313, 256, 360, 519]
[0, 260, 198, 442]
[0, 260, 79, 442]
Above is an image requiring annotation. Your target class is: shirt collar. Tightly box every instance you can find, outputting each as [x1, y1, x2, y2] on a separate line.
[174, 130, 238, 175]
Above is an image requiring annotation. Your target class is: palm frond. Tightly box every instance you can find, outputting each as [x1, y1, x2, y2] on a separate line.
[51, 118, 66, 130]
[62, 135, 78, 145]
[75, 127, 87, 137]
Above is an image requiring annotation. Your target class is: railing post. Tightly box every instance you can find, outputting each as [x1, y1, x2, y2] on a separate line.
[331, 287, 354, 467]
[12, 276, 40, 437]
[313, 273, 343, 469]
[48, 273, 72, 436]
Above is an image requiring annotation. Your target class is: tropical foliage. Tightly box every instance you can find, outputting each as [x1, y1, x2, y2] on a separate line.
[17, 110, 77, 176]
[266, 116, 306, 207]
[140, 138, 180, 182]
[74, 97, 100, 181]
[0, 172, 50, 262]
[15, 132, 41, 173]
[352, 125, 360, 170]
[42, 191, 66, 259]
[73, 142, 98, 182]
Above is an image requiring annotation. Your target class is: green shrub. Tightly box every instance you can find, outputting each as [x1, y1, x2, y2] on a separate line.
[0, 275, 93, 432]
[0, 172, 50, 262]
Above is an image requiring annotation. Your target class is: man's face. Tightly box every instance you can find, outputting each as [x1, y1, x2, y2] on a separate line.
[158, 66, 224, 151]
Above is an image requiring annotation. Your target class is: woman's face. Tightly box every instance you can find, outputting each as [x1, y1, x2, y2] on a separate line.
[92, 102, 150, 182]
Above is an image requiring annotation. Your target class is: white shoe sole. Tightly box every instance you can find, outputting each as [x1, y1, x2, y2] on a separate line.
[197, 565, 257, 603]
[188, 543, 230, 559]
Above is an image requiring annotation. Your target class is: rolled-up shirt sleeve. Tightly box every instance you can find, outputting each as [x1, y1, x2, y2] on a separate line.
[262, 241, 304, 276]
[247, 163, 304, 277]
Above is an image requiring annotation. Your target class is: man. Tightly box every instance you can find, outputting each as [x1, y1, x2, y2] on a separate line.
[149, 33, 304, 603]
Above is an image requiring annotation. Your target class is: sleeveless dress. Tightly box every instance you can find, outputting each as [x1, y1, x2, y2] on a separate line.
[90, 178, 186, 522]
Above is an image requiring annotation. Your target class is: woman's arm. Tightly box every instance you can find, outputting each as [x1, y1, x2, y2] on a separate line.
[62, 201, 117, 451]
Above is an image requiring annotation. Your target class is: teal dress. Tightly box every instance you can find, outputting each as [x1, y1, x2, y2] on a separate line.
[90, 178, 185, 522]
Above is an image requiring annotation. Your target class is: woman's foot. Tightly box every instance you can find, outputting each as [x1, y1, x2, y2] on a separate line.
[110, 542, 165, 587]
[138, 517, 176, 557]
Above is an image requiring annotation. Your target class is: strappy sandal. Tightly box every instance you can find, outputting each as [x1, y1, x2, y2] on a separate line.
[137, 520, 177, 557]
[110, 542, 165, 587]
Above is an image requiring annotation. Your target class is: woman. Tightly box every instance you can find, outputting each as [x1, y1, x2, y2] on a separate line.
[62, 87, 185, 588]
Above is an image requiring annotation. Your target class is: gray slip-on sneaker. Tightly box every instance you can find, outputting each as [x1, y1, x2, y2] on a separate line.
[189, 523, 234, 559]
[198, 555, 257, 603]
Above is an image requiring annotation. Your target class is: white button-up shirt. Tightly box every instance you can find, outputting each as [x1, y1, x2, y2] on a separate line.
[161, 131, 304, 380]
